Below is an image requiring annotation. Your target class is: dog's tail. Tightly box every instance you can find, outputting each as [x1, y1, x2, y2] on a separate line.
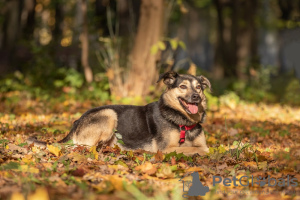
[27, 131, 74, 148]
[26, 137, 47, 148]
[27, 121, 78, 147]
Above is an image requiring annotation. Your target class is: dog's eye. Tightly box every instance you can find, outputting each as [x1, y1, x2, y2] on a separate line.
[180, 85, 187, 89]
[196, 85, 201, 89]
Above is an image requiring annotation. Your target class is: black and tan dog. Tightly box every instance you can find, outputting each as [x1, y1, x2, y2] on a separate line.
[29, 71, 210, 155]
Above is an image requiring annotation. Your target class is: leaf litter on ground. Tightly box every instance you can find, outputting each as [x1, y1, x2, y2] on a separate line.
[0, 98, 300, 199]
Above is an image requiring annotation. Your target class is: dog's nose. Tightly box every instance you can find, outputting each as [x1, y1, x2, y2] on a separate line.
[192, 93, 200, 101]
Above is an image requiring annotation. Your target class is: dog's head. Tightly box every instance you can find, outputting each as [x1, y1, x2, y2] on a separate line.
[157, 71, 211, 123]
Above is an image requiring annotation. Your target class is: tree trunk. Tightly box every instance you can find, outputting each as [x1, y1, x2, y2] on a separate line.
[2, 0, 21, 51]
[80, 0, 93, 83]
[236, 0, 258, 79]
[125, 0, 163, 97]
[52, 0, 63, 42]
[22, 0, 35, 40]
[213, 0, 238, 78]
[213, 0, 258, 79]
[213, 0, 225, 79]
[0, 0, 21, 74]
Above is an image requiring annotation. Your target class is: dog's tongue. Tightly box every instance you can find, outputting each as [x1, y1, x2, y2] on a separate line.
[187, 103, 198, 114]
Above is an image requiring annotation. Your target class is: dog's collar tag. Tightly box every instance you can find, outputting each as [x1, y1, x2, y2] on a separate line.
[178, 124, 197, 144]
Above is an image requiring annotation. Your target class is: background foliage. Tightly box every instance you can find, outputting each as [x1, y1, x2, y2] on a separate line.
[0, 0, 299, 105]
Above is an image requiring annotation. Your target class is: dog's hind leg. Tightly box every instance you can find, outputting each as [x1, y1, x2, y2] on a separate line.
[70, 109, 118, 146]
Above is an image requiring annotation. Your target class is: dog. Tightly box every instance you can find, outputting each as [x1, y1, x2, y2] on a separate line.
[28, 71, 210, 155]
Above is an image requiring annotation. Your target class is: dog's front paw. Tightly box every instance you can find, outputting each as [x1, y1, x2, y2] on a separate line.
[196, 147, 209, 156]
[203, 147, 209, 154]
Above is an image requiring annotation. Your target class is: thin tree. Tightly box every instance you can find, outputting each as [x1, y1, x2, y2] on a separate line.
[80, 0, 93, 83]
[213, 0, 258, 79]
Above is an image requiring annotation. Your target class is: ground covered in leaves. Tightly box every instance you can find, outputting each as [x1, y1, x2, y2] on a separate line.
[1, 94, 300, 200]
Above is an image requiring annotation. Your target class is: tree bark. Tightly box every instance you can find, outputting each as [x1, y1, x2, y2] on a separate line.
[213, 0, 225, 79]
[126, 0, 163, 97]
[2, 0, 21, 51]
[0, 0, 21, 74]
[213, 0, 258, 79]
[237, 0, 258, 79]
[80, 0, 93, 83]
[22, 0, 35, 40]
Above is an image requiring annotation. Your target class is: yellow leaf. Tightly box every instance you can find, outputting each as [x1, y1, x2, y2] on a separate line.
[5, 145, 9, 149]
[135, 162, 157, 175]
[207, 136, 216, 144]
[19, 165, 29, 172]
[32, 146, 40, 153]
[107, 175, 124, 191]
[68, 152, 86, 163]
[186, 167, 203, 172]
[41, 163, 52, 170]
[89, 146, 99, 160]
[244, 161, 258, 170]
[218, 145, 226, 153]
[22, 155, 33, 164]
[258, 161, 268, 171]
[28, 188, 49, 200]
[11, 192, 25, 200]
[19, 165, 39, 174]
[47, 144, 61, 157]
[208, 147, 216, 155]
[93, 180, 114, 193]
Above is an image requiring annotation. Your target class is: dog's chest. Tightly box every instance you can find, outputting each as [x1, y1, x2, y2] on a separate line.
[164, 128, 194, 147]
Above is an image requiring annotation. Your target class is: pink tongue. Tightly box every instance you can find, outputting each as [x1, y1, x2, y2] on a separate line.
[187, 104, 198, 114]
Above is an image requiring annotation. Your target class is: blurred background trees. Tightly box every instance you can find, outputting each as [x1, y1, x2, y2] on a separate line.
[0, 0, 300, 105]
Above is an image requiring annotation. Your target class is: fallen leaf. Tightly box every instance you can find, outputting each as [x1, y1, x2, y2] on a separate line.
[47, 144, 62, 157]
[71, 168, 86, 177]
[171, 156, 177, 165]
[27, 188, 49, 200]
[257, 161, 268, 171]
[186, 167, 203, 172]
[19, 165, 39, 174]
[244, 161, 258, 170]
[155, 150, 164, 162]
[22, 154, 34, 164]
[217, 163, 228, 171]
[256, 151, 272, 162]
[156, 165, 174, 179]
[10, 192, 25, 200]
[41, 163, 52, 170]
[135, 162, 157, 175]
[89, 146, 99, 160]
[207, 136, 217, 144]
[228, 128, 238, 136]
[107, 175, 124, 191]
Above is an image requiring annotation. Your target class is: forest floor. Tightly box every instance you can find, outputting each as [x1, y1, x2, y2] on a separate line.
[0, 93, 300, 200]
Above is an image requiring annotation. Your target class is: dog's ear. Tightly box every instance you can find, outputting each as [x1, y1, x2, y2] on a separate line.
[157, 71, 179, 86]
[198, 75, 212, 92]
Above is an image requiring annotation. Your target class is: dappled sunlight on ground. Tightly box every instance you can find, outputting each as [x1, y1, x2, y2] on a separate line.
[0, 98, 300, 199]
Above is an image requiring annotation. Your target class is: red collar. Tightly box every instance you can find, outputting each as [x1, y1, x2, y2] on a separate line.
[178, 124, 197, 144]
